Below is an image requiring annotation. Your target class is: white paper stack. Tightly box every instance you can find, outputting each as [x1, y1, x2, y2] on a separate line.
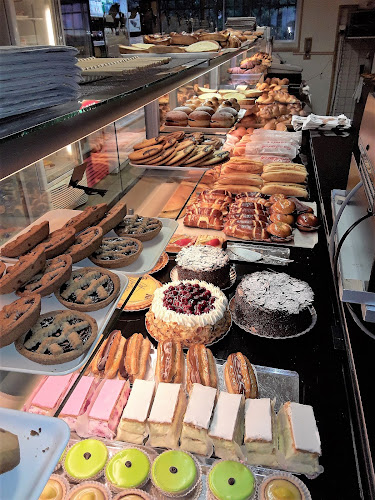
[226, 17, 256, 31]
[0, 45, 81, 120]
[292, 113, 351, 131]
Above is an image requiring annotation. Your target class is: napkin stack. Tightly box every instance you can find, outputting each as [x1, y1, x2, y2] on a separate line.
[292, 113, 351, 131]
[0, 45, 81, 120]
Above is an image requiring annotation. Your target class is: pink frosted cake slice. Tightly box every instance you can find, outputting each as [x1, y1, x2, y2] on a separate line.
[24, 373, 77, 416]
[83, 378, 130, 439]
[59, 376, 100, 432]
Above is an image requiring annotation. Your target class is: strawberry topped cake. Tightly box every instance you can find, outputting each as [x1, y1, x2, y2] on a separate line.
[145, 280, 231, 347]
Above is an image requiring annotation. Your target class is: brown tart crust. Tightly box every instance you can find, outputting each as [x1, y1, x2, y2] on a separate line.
[64, 226, 103, 263]
[0, 248, 46, 295]
[0, 261, 5, 278]
[15, 309, 98, 364]
[0, 294, 41, 348]
[90, 237, 142, 268]
[55, 267, 121, 312]
[1, 221, 49, 258]
[16, 255, 73, 298]
[36, 227, 76, 259]
[64, 203, 108, 233]
[97, 200, 127, 235]
[114, 214, 162, 242]
[145, 309, 232, 348]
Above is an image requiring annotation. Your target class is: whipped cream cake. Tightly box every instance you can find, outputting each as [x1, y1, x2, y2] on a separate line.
[233, 271, 314, 338]
[145, 280, 231, 347]
[175, 246, 230, 288]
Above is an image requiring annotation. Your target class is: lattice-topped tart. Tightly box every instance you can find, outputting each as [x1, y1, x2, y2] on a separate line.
[65, 226, 103, 264]
[17, 255, 72, 297]
[55, 267, 120, 312]
[89, 237, 142, 268]
[15, 310, 98, 364]
[114, 214, 162, 242]
[0, 294, 41, 348]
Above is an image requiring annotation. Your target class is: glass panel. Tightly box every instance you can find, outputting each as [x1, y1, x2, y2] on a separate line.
[13, 0, 59, 46]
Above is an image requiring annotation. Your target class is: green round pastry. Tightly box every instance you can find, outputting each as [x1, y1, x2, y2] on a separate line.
[208, 461, 255, 500]
[106, 449, 150, 490]
[151, 450, 198, 495]
[64, 439, 108, 481]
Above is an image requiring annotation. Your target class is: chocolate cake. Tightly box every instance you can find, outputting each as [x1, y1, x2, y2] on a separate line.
[175, 246, 230, 288]
[233, 271, 314, 338]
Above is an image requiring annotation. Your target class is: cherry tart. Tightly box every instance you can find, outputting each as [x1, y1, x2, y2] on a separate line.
[55, 267, 121, 312]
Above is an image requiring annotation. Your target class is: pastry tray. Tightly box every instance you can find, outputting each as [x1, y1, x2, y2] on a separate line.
[0, 407, 70, 500]
[0, 210, 178, 276]
[177, 201, 318, 249]
[0, 269, 128, 376]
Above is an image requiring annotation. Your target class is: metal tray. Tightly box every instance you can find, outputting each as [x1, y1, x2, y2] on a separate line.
[0, 408, 70, 500]
[0, 269, 128, 376]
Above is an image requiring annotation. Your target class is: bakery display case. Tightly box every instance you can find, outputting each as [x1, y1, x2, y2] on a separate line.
[0, 35, 374, 500]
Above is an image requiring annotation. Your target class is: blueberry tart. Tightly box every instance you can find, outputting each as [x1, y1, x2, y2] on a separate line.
[89, 237, 142, 268]
[115, 215, 162, 242]
[55, 267, 120, 312]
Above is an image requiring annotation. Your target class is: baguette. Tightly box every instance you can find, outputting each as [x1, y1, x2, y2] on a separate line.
[261, 182, 308, 198]
[221, 163, 263, 174]
[216, 174, 263, 186]
[261, 171, 307, 183]
[263, 163, 306, 172]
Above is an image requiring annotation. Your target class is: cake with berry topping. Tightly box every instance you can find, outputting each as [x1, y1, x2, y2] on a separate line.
[145, 280, 231, 347]
[232, 271, 314, 338]
[176, 246, 230, 288]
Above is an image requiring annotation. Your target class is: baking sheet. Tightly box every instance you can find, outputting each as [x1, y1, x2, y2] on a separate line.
[0, 407, 70, 500]
[0, 210, 178, 276]
[177, 202, 318, 249]
[0, 270, 128, 376]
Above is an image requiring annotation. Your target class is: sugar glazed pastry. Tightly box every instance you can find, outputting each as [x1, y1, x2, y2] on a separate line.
[224, 352, 258, 399]
[155, 340, 184, 383]
[88, 330, 125, 378]
[118, 333, 152, 383]
[186, 344, 218, 393]
[145, 280, 231, 347]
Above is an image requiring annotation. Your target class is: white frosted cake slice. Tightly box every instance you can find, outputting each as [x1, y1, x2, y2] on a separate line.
[208, 391, 245, 460]
[180, 383, 217, 456]
[277, 401, 321, 475]
[244, 398, 277, 466]
[116, 379, 155, 444]
[147, 383, 186, 448]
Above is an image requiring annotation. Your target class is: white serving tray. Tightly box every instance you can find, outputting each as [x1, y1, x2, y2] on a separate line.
[76, 218, 178, 276]
[177, 202, 318, 249]
[0, 210, 178, 276]
[0, 407, 70, 500]
[0, 269, 128, 376]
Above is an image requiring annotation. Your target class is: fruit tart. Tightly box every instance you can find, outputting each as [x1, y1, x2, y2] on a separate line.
[115, 215, 162, 242]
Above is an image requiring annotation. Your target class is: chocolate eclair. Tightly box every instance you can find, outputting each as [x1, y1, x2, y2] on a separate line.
[89, 330, 125, 378]
[155, 340, 184, 384]
[224, 352, 258, 399]
[186, 344, 218, 394]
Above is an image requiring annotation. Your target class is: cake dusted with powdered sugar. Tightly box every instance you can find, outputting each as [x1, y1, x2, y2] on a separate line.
[176, 246, 230, 288]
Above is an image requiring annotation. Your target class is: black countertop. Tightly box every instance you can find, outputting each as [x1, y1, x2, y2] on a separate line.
[114, 133, 373, 499]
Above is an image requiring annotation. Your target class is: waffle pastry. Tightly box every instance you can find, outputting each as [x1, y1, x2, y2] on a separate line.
[97, 200, 127, 235]
[0, 294, 41, 348]
[1, 221, 49, 258]
[64, 203, 107, 233]
[15, 310, 98, 364]
[64, 226, 103, 264]
[16, 255, 72, 297]
[0, 248, 46, 295]
[55, 267, 121, 312]
[90, 237, 142, 268]
[35, 228, 76, 259]
[115, 215, 162, 242]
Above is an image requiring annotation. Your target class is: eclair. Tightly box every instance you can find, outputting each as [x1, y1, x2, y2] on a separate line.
[224, 352, 258, 399]
[89, 330, 125, 378]
[155, 340, 184, 384]
[118, 333, 151, 383]
[186, 344, 218, 393]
